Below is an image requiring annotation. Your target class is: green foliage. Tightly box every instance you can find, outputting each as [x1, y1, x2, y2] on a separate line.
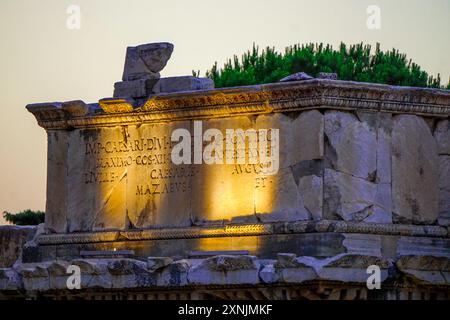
[3, 209, 45, 226]
[201, 43, 448, 89]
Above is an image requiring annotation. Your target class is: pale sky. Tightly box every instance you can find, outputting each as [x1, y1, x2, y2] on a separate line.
[0, 0, 449, 224]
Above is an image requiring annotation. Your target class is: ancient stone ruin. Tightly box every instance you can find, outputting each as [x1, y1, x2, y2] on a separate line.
[113, 42, 213, 99]
[1, 42, 449, 300]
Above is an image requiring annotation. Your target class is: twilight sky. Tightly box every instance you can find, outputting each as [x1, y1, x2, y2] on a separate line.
[0, 0, 449, 224]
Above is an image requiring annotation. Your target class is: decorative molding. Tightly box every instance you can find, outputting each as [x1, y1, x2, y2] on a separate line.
[99, 97, 136, 114]
[27, 79, 450, 130]
[36, 220, 448, 245]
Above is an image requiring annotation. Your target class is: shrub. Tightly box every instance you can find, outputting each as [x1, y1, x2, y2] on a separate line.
[3, 209, 45, 225]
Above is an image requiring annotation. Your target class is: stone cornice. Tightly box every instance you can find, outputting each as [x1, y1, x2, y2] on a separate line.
[26, 79, 450, 130]
[36, 220, 448, 245]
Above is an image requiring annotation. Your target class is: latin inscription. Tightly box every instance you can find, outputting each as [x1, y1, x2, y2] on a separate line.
[83, 131, 273, 195]
[84, 135, 196, 195]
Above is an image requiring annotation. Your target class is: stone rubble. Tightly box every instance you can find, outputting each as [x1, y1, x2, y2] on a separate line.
[0, 253, 448, 296]
[113, 42, 214, 98]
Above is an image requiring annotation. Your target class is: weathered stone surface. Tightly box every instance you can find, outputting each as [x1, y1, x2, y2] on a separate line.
[147, 257, 173, 271]
[107, 259, 154, 288]
[275, 253, 308, 268]
[0, 251, 447, 297]
[200, 255, 257, 271]
[273, 253, 317, 283]
[113, 77, 159, 98]
[314, 254, 390, 283]
[122, 42, 173, 81]
[47, 261, 72, 289]
[324, 169, 377, 221]
[397, 255, 450, 271]
[259, 262, 278, 283]
[256, 167, 310, 222]
[396, 255, 450, 285]
[0, 268, 21, 291]
[159, 260, 190, 286]
[375, 113, 393, 184]
[99, 97, 135, 114]
[342, 234, 382, 256]
[25, 70, 449, 240]
[317, 72, 337, 80]
[66, 127, 129, 232]
[61, 100, 89, 116]
[256, 113, 314, 221]
[61, 111, 325, 230]
[46, 130, 68, 233]
[297, 175, 323, 220]
[71, 259, 106, 275]
[19, 263, 51, 291]
[279, 72, 313, 82]
[324, 111, 377, 180]
[274, 253, 390, 284]
[291, 110, 324, 163]
[434, 119, 450, 155]
[0, 226, 36, 268]
[438, 156, 450, 226]
[188, 255, 259, 285]
[71, 259, 113, 288]
[397, 237, 450, 258]
[125, 122, 194, 228]
[277, 264, 317, 283]
[366, 183, 392, 224]
[191, 114, 310, 224]
[323, 253, 389, 268]
[392, 115, 439, 224]
[107, 259, 148, 275]
[153, 76, 214, 94]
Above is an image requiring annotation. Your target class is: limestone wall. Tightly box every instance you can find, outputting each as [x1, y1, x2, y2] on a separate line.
[26, 79, 450, 234]
[0, 226, 36, 267]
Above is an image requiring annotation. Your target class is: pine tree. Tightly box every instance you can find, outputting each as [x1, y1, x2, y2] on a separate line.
[199, 43, 448, 89]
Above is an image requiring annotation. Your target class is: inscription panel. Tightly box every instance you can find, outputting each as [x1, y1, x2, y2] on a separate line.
[63, 112, 323, 231]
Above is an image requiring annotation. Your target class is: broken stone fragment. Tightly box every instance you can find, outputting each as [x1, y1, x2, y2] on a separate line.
[122, 42, 173, 81]
[147, 257, 173, 271]
[113, 77, 159, 98]
[275, 253, 303, 268]
[0, 226, 37, 268]
[324, 111, 377, 180]
[98, 97, 135, 113]
[313, 254, 390, 283]
[259, 263, 278, 283]
[0, 268, 21, 291]
[153, 76, 214, 94]
[113, 76, 214, 98]
[297, 175, 323, 220]
[158, 260, 190, 286]
[188, 255, 260, 285]
[61, 100, 89, 116]
[324, 169, 377, 221]
[391, 115, 439, 224]
[107, 259, 148, 275]
[317, 72, 338, 80]
[279, 72, 313, 82]
[396, 255, 450, 285]
[204, 255, 258, 272]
